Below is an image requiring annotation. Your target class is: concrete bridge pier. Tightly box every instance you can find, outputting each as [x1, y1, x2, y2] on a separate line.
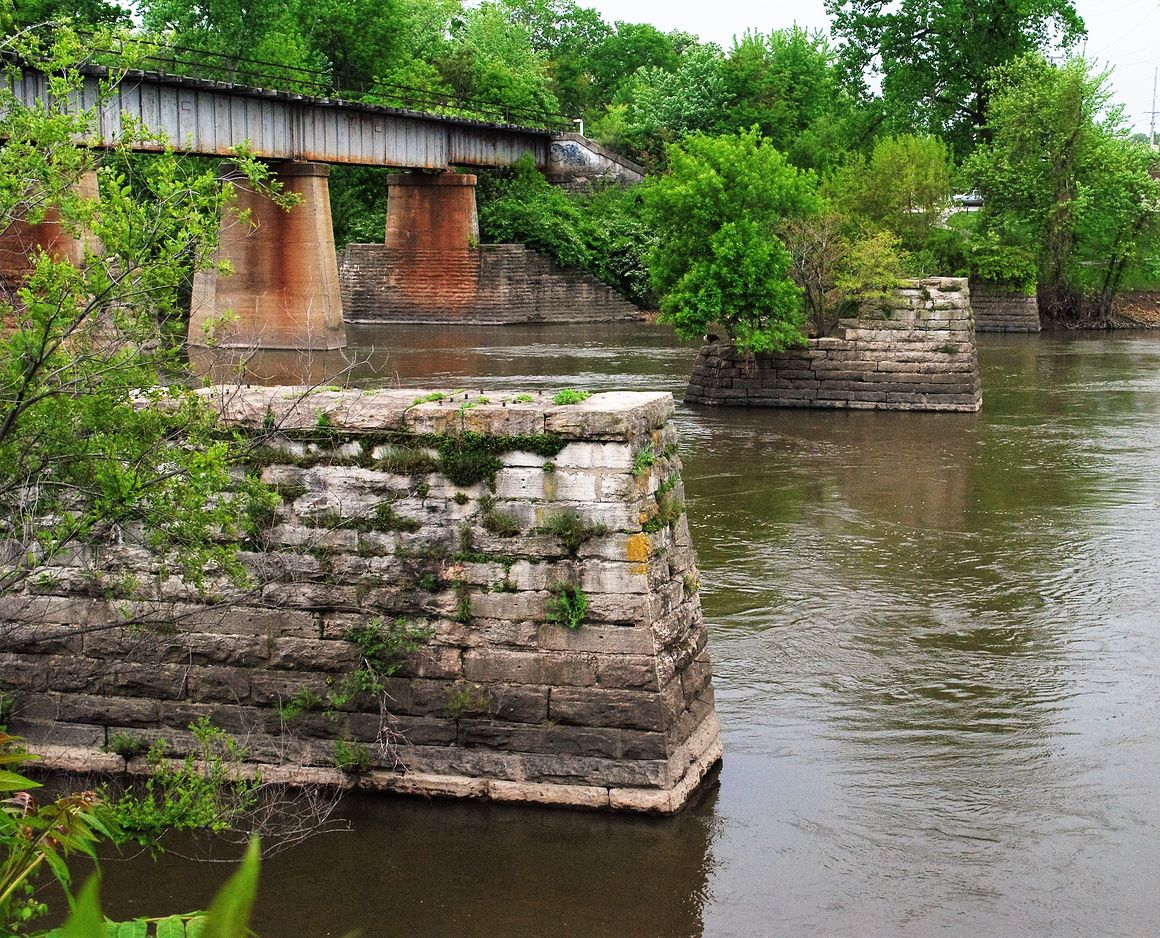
[0, 168, 100, 297]
[373, 171, 481, 315]
[385, 171, 479, 251]
[190, 161, 346, 350]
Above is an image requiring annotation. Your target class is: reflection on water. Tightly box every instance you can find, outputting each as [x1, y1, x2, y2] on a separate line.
[105, 327, 1160, 935]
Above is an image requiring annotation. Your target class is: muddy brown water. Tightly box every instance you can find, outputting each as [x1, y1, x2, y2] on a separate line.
[93, 326, 1160, 936]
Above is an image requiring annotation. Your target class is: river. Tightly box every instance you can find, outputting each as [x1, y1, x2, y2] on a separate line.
[102, 325, 1160, 936]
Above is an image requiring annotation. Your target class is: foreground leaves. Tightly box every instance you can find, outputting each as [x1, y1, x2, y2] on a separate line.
[46, 837, 260, 938]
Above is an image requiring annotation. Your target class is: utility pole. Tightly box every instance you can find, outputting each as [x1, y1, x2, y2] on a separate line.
[1152, 66, 1158, 150]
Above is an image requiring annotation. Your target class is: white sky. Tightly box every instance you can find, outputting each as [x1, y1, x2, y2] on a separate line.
[583, 0, 1160, 135]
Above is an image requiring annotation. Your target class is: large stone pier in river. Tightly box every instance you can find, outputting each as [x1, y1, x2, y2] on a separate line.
[686, 277, 982, 412]
[1, 389, 720, 813]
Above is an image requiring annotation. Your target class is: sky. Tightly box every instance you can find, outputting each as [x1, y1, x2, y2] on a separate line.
[582, 0, 1160, 136]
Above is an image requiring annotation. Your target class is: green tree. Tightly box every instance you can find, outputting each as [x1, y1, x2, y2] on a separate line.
[719, 27, 855, 170]
[442, 2, 560, 118]
[493, 0, 611, 116]
[6, 0, 128, 30]
[643, 129, 821, 353]
[609, 43, 729, 164]
[965, 55, 1160, 321]
[831, 133, 953, 243]
[476, 157, 654, 305]
[585, 21, 684, 107]
[826, 0, 1086, 150]
[0, 28, 284, 599]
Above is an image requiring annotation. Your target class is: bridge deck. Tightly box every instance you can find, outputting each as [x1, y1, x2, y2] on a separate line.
[9, 63, 553, 169]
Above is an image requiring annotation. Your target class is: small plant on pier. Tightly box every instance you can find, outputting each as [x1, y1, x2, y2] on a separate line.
[546, 581, 589, 631]
[481, 494, 522, 537]
[332, 739, 371, 775]
[108, 718, 262, 844]
[105, 732, 149, 759]
[537, 509, 608, 555]
[552, 389, 591, 405]
[445, 682, 493, 721]
[632, 444, 656, 478]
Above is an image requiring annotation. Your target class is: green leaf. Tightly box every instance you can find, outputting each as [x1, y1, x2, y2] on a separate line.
[52, 876, 105, 938]
[198, 837, 260, 938]
[0, 767, 40, 791]
[155, 915, 193, 938]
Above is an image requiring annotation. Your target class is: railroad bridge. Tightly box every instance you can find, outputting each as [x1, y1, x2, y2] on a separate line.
[1, 54, 642, 348]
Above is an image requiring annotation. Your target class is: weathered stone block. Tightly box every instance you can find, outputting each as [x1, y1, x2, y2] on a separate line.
[550, 687, 666, 732]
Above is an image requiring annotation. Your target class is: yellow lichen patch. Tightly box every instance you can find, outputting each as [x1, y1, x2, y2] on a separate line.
[626, 532, 651, 566]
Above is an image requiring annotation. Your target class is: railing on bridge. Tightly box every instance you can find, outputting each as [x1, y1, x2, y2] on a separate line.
[72, 31, 574, 133]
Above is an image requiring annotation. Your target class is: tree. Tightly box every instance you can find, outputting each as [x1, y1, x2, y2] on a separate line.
[492, 0, 611, 116]
[830, 134, 953, 244]
[607, 43, 729, 164]
[442, 2, 560, 118]
[826, 0, 1086, 151]
[965, 55, 1160, 322]
[781, 213, 910, 336]
[0, 28, 288, 604]
[585, 21, 683, 107]
[643, 129, 821, 353]
[719, 27, 855, 170]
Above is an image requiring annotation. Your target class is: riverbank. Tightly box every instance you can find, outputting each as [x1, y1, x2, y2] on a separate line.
[1112, 291, 1160, 327]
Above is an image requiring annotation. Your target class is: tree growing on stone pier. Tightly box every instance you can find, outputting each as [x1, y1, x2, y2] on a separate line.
[642, 128, 821, 354]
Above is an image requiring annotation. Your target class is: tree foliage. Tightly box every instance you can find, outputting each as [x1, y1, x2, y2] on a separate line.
[830, 134, 953, 245]
[965, 55, 1160, 321]
[826, 0, 1086, 150]
[0, 28, 284, 597]
[643, 129, 820, 353]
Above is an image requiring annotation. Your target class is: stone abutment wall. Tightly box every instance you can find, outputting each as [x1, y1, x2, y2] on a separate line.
[0, 389, 719, 813]
[339, 243, 642, 325]
[686, 278, 982, 412]
[969, 280, 1041, 332]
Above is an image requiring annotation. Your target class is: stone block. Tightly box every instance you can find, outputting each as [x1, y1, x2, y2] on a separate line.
[266, 636, 359, 672]
[555, 441, 633, 470]
[107, 663, 190, 700]
[549, 686, 666, 732]
[463, 648, 596, 687]
[579, 560, 649, 595]
[489, 683, 550, 723]
[544, 392, 673, 440]
[185, 666, 252, 703]
[596, 655, 660, 691]
[462, 405, 545, 436]
[53, 692, 161, 727]
[489, 779, 610, 809]
[542, 469, 597, 501]
[519, 751, 668, 787]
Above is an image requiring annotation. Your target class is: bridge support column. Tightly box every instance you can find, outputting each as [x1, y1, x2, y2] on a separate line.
[385, 172, 478, 251]
[190, 161, 346, 350]
[0, 169, 100, 295]
[373, 172, 481, 319]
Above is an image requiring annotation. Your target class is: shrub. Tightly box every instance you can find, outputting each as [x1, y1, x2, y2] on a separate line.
[332, 739, 371, 775]
[105, 732, 149, 759]
[108, 719, 261, 843]
[552, 389, 591, 405]
[537, 509, 608, 555]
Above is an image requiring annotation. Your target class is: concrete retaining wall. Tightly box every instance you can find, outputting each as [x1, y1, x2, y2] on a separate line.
[0, 388, 719, 813]
[970, 280, 1040, 332]
[686, 277, 982, 412]
[339, 243, 642, 325]
[546, 134, 645, 191]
